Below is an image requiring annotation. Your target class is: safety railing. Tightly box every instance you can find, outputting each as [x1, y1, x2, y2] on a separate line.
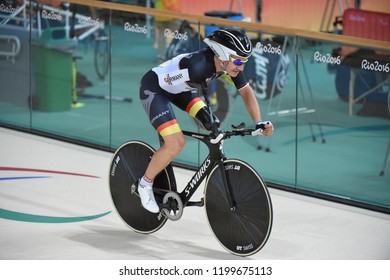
[71, 0, 390, 51]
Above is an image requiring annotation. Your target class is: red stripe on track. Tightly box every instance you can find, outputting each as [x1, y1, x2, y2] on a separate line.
[0, 167, 100, 178]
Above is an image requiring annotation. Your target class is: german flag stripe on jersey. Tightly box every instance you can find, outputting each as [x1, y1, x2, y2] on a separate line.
[186, 97, 206, 117]
[157, 119, 181, 136]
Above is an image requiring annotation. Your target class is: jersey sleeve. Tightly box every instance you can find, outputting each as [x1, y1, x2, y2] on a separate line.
[232, 71, 249, 90]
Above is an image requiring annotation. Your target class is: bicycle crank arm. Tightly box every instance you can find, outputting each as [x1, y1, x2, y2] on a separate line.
[186, 198, 204, 207]
[160, 192, 184, 221]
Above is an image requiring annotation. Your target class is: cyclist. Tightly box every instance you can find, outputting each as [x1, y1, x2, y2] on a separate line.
[138, 29, 274, 213]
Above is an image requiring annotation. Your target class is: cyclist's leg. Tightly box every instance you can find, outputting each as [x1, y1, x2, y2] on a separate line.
[144, 133, 185, 178]
[140, 71, 186, 179]
[139, 71, 186, 212]
[172, 90, 220, 130]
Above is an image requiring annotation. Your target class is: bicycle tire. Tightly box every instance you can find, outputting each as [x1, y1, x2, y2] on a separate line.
[204, 159, 273, 256]
[109, 141, 172, 234]
[94, 31, 109, 80]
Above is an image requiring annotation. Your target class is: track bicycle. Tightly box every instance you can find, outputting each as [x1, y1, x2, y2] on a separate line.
[109, 86, 273, 256]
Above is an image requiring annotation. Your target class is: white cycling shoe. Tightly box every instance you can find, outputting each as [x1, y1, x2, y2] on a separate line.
[138, 184, 160, 213]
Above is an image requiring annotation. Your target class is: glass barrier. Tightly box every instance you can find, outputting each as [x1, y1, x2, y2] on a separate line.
[0, 1, 389, 211]
[27, 2, 112, 145]
[0, 0, 33, 128]
[296, 38, 390, 208]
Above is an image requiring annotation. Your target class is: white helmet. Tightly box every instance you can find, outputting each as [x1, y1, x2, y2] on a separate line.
[204, 29, 252, 61]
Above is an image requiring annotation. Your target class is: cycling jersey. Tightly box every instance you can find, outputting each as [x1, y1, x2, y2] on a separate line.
[139, 47, 249, 136]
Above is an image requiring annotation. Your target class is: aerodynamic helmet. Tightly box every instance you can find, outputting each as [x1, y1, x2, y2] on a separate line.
[203, 29, 252, 61]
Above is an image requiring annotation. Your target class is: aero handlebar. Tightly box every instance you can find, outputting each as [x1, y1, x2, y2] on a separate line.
[210, 122, 267, 144]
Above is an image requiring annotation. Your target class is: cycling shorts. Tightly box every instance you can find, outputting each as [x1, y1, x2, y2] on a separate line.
[139, 70, 206, 137]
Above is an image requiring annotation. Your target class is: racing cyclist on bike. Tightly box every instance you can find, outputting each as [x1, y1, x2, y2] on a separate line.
[138, 28, 274, 213]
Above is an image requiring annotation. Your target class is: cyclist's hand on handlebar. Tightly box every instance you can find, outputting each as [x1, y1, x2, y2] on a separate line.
[254, 121, 274, 136]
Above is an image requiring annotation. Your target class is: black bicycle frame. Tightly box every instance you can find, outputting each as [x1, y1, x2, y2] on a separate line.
[160, 83, 237, 209]
[177, 130, 236, 210]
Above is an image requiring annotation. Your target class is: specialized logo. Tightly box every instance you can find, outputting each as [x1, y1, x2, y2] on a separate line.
[191, 134, 204, 140]
[185, 158, 211, 197]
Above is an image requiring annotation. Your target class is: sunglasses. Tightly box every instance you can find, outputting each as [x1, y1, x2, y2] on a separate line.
[229, 56, 248, 66]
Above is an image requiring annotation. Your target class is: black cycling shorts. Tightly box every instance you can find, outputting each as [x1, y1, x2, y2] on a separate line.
[139, 70, 206, 136]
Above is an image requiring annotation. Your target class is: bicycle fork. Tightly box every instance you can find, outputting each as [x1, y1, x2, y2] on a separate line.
[217, 160, 237, 212]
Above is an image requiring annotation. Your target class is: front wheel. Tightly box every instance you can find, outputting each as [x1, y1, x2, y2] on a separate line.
[204, 159, 273, 256]
[109, 141, 174, 234]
